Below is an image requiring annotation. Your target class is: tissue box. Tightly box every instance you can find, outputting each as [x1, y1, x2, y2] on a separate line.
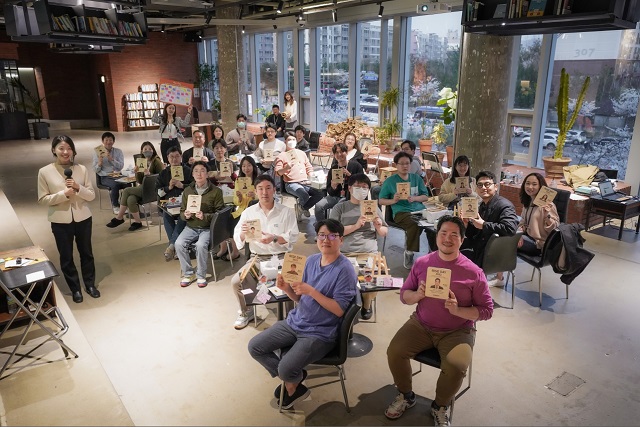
[424, 209, 451, 223]
[260, 261, 279, 280]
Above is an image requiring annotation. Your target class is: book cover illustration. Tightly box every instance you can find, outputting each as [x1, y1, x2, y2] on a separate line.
[533, 186, 557, 207]
[236, 177, 254, 194]
[263, 149, 274, 161]
[360, 140, 372, 156]
[193, 147, 204, 160]
[245, 219, 262, 241]
[526, 0, 547, 16]
[379, 167, 396, 184]
[95, 145, 107, 158]
[455, 177, 470, 194]
[332, 168, 344, 184]
[171, 166, 184, 182]
[135, 157, 148, 171]
[186, 194, 202, 213]
[396, 182, 410, 200]
[219, 161, 233, 177]
[460, 196, 478, 219]
[281, 253, 307, 284]
[361, 200, 378, 222]
[424, 267, 451, 299]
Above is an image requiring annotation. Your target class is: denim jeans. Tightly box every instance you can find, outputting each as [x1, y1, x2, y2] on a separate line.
[175, 226, 210, 279]
[99, 176, 128, 208]
[284, 182, 324, 211]
[163, 211, 186, 245]
[314, 195, 342, 222]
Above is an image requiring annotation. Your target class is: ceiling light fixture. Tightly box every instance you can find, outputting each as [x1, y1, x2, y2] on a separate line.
[242, 25, 246, 34]
[161, 24, 165, 33]
[277, 0, 284, 13]
[378, 3, 383, 17]
[332, 9, 337, 22]
[273, 24, 278, 29]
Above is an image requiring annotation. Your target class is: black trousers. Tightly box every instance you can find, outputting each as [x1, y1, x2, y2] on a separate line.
[51, 217, 96, 293]
[160, 138, 180, 164]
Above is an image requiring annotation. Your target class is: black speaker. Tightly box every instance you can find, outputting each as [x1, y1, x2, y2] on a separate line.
[308, 131, 320, 150]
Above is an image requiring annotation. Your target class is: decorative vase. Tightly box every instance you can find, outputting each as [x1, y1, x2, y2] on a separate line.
[419, 138, 433, 153]
[542, 156, 571, 180]
[445, 145, 454, 167]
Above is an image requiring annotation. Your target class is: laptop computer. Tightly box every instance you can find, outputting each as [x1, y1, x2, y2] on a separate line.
[598, 180, 626, 201]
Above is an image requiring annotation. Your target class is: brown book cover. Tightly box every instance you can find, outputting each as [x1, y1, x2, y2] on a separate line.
[332, 168, 344, 184]
[245, 219, 262, 241]
[424, 267, 451, 299]
[186, 194, 202, 213]
[193, 147, 204, 160]
[282, 253, 307, 284]
[263, 149, 274, 161]
[455, 177, 470, 194]
[533, 186, 557, 207]
[379, 167, 397, 184]
[219, 161, 233, 177]
[361, 200, 378, 222]
[135, 157, 148, 171]
[171, 166, 184, 182]
[460, 197, 478, 219]
[236, 177, 254, 194]
[95, 145, 107, 158]
[396, 182, 410, 200]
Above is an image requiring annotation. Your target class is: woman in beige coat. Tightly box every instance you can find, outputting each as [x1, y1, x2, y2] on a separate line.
[37, 135, 100, 304]
[517, 172, 560, 256]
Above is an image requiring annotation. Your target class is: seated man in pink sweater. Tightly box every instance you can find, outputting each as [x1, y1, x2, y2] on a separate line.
[275, 133, 323, 218]
[384, 215, 494, 426]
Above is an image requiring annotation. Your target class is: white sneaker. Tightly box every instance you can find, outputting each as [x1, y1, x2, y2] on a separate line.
[234, 310, 255, 330]
[431, 404, 450, 426]
[113, 207, 120, 215]
[488, 278, 505, 287]
[302, 208, 311, 218]
[384, 392, 416, 420]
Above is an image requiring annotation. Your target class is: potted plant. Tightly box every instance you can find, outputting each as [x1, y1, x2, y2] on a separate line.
[418, 117, 433, 153]
[9, 78, 51, 140]
[380, 86, 402, 151]
[542, 68, 590, 180]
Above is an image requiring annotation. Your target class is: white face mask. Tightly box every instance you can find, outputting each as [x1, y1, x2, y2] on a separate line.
[286, 140, 297, 149]
[237, 121, 246, 128]
[351, 187, 369, 201]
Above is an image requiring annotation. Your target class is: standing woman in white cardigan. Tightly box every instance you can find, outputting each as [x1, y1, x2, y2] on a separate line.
[37, 135, 100, 304]
[282, 91, 297, 131]
[152, 103, 192, 164]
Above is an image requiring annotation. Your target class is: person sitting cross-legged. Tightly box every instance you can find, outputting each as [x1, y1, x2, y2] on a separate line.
[330, 173, 388, 320]
[385, 215, 493, 426]
[93, 131, 128, 215]
[248, 219, 357, 410]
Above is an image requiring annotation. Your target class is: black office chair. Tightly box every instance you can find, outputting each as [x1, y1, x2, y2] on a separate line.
[553, 188, 571, 223]
[413, 346, 472, 423]
[206, 206, 234, 282]
[137, 174, 159, 230]
[516, 228, 566, 307]
[95, 173, 112, 210]
[481, 231, 523, 309]
[278, 301, 361, 413]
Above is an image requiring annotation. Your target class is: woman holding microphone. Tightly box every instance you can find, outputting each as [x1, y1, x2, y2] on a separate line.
[37, 135, 100, 304]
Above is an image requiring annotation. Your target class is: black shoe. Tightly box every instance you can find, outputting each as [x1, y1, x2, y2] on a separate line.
[106, 218, 125, 228]
[361, 307, 373, 320]
[278, 383, 310, 409]
[86, 286, 101, 298]
[128, 222, 143, 231]
[274, 370, 307, 399]
[72, 291, 83, 303]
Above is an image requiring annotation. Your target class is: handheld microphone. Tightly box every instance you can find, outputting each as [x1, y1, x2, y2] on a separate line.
[64, 168, 73, 179]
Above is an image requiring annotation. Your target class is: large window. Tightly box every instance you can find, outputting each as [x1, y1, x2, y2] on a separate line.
[539, 28, 640, 179]
[405, 13, 461, 145]
[286, 31, 295, 94]
[359, 20, 383, 126]
[318, 24, 350, 131]
[257, 32, 278, 115]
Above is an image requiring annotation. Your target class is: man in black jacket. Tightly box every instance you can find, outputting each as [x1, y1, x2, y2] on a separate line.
[264, 105, 286, 138]
[461, 170, 518, 285]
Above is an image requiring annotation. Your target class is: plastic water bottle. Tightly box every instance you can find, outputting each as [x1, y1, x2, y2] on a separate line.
[6, 294, 17, 314]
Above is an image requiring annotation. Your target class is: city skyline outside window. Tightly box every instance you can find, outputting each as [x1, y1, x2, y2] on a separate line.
[257, 32, 278, 115]
[318, 24, 350, 132]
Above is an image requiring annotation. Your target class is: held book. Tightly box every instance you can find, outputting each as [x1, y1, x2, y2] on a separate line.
[135, 157, 148, 171]
[332, 168, 345, 184]
[533, 186, 557, 207]
[460, 197, 478, 219]
[396, 182, 410, 200]
[95, 145, 107, 158]
[245, 219, 262, 242]
[193, 147, 204, 160]
[219, 162, 232, 177]
[424, 267, 451, 299]
[282, 253, 307, 284]
[360, 140, 372, 156]
[361, 200, 378, 222]
[379, 167, 397, 184]
[236, 177, 254, 194]
[263, 149, 274, 162]
[171, 166, 184, 182]
[455, 177, 470, 194]
[186, 194, 202, 213]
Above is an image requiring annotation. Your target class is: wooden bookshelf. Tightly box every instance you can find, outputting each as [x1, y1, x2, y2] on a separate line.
[124, 83, 164, 131]
[462, 0, 640, 35]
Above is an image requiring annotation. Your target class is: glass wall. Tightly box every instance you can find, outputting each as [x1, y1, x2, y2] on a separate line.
[286, 31, 295, 94]
[539, 28, 640, 178]
[318, 24, 350, 132]
[197, 38, 219, 112]
[385, 19, 394, 93]
[301, 29, 311, 125]
[257, 32, 278, 115]
[359, 20, 383, 126]
[405, 12, 461, 145]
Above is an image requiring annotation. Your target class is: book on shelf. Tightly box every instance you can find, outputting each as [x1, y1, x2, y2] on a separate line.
[526, 0, 546, 16]
[493, 3, 508, 18]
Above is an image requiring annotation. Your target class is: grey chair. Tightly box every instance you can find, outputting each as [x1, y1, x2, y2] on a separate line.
[413, 346, 472, 424]
[278, 301, 361, 413]
[137, 174, 159, 230]
[481, 231, 523, 309]
[207, 206, 234, 282]
[381, 204, 411, 269]
[516, 228, 566, 307]
[95, 173, 112, 210]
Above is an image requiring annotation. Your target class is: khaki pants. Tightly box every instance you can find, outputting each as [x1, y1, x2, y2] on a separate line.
[393, 211, 422, 252]
[387, 314, 475, 406]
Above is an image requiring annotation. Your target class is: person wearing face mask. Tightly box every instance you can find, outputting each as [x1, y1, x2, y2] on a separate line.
[106, 141, 164, 232]
[226, 113, 257, 156]
[330, 173, 388, 320]
[275, 133, 323, 219]
[38, 135, 99, 304]
[314, 142, 363, 222]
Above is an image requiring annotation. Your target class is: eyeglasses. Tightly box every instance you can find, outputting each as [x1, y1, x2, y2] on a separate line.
[477, 182, 495, 188]
[396, 162, 411, 166]
[317, 233, 340, 241]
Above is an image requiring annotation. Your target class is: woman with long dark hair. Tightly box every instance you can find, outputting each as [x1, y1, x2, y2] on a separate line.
[282, 91, 298, 130]
[517, 172, 560, 256]
[37, 135, 99, 303]
[152, 103, 192, 163]
[438, 155, 477, 208]
[207, 124, 225, 150]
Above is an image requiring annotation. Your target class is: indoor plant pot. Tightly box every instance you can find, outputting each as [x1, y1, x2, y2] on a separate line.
[445, 145, 454, 166]
[542, 156, 571, 180]
[419, 138, 433, 153]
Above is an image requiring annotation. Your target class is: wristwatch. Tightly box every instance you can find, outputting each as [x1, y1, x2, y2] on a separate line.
[272, 236, 279, 243]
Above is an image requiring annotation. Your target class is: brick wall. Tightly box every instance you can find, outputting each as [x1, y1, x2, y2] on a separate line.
[0, 41, 19, 60]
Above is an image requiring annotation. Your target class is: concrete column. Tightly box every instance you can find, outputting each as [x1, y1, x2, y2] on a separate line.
[456, 33, 514, 179]
[216, 5, 246, 132]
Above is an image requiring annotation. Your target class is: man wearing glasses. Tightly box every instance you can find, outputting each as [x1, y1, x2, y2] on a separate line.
[379, 151, 431, 266]
[385, 215, 493, 426]
[461, 170, 518, 286]
[248, 219, 357, 410]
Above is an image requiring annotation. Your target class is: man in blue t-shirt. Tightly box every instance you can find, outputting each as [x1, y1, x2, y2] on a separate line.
[248, 219, 357, 410]
[379, 151, 431, 266]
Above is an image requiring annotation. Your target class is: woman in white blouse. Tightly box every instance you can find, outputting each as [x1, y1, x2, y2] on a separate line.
[152, 103, 192, 164]
[282, 91, 298, 130]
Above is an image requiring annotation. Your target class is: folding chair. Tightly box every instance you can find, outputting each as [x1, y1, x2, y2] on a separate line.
[421, 152, 451, 194]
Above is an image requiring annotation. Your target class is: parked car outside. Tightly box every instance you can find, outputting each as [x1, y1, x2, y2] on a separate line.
[567, 130, 587, 145]
[512, 126, 524, 136]
[521, 132, 558, 149]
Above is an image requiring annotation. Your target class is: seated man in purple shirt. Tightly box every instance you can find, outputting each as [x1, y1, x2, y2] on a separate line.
[385, 215, 494, 426]
[248, 219, 357, 410]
